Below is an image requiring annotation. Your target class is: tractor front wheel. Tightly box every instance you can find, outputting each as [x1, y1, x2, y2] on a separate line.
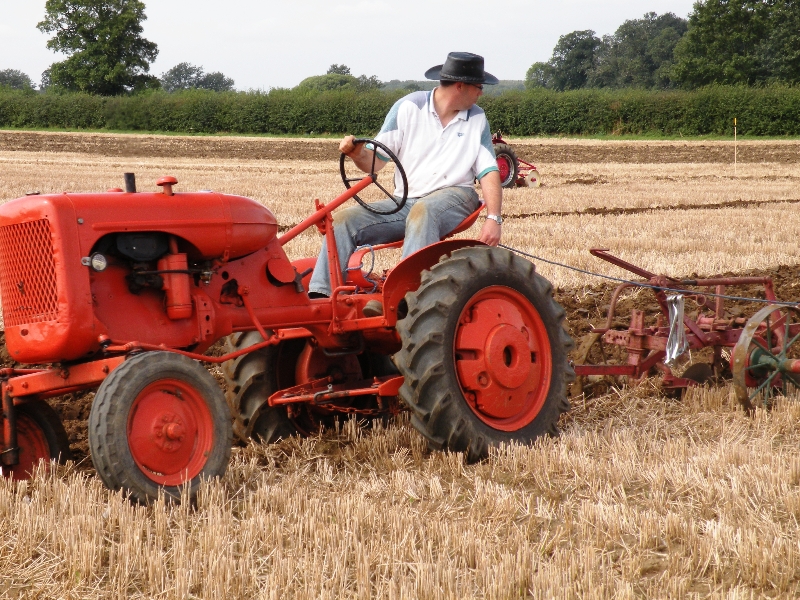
[394, 246, 574, 461]
[88, 352, 232, 504]
[1, 401, 71, 480]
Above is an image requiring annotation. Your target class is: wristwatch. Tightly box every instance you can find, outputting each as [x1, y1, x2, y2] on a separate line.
[486, 214, 503, 225]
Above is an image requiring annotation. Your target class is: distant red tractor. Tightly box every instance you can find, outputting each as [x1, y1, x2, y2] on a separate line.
[492, 132, 540, 188]
[0, 140, 573, 503]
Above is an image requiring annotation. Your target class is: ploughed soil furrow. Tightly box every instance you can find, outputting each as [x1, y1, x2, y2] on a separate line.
[504, 197, 800, 220]
[273, 198, 800, 232]
[2, 130, 800, 163]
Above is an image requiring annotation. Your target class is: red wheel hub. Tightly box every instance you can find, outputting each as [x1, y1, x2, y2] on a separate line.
[3, 413, 51, 480]
[497, 156, 511, 181]
[127, 379, 214, 486]
[454, 287, 552, 431]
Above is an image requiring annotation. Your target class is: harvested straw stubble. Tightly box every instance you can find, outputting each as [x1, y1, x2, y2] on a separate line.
[1, 133, 800, 597]
[4, 393, 800, 597]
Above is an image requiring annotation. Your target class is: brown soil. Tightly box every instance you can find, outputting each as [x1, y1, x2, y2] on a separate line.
[2, 130, 800, 163]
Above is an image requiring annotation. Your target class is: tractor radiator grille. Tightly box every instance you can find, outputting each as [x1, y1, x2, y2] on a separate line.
[0, 219, 59, 327]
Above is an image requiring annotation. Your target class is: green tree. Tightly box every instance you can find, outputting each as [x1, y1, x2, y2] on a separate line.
[297, 68, 382, 92]
[160, 62, 203, 92]
[37, 0, 159, 95]
[297, 73, 360, 91]
[591, 12, 687, 89]
[327, 64, 352, 76]
[160, 63, 235, 92]
[672, 0, 771, 87]
[533, 30, 602, 90]
[0, 69, 35, 90]
[525, 61, 554, 89]
[196, 71, 235, 92]
[755, 1, 800, 83]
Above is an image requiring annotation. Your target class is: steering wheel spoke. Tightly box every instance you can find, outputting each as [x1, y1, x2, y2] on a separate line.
[339, 138, 408, 215]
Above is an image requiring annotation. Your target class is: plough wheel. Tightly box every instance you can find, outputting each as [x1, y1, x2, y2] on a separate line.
[1, 401, 71, 480]
[732, 305, 800, 411]
[394, 246, 574, 462]
[494, 143, 519, 189]
[88, 352, 231, 504]
[522, 169, 541, 188]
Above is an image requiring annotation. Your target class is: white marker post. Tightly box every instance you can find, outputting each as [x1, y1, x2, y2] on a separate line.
[734, 117, 737, 176]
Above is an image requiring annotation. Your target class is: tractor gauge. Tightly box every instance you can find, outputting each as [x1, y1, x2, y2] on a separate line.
[81, 253, 109, 272]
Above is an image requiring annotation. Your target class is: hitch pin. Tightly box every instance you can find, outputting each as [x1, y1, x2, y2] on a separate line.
[313, 384, 334, 401]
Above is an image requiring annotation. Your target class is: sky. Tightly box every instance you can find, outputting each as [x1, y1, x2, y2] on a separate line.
[0, 1, 697, 90]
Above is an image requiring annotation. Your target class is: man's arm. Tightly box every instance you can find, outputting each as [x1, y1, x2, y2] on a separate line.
[477, 170, 502, 246]
[340, 135, 389, 174]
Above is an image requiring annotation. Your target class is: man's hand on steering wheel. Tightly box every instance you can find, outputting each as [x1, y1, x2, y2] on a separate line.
[340, 137, 408, 216]
[339, 135, 388, 174]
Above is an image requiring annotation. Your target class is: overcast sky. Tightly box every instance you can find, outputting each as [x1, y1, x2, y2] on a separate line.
[1, 1, 697, 90]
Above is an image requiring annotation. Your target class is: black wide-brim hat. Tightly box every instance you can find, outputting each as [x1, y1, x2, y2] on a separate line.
[425, 52, 499, 85]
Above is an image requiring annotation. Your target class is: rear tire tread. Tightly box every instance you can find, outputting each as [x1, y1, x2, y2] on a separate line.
[394, 246, 574, 462]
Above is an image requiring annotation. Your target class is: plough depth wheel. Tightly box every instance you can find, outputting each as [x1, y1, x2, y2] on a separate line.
[88, 351, 232, 504]
[394, 246, 574, 462]
[732, 305, 800, 410]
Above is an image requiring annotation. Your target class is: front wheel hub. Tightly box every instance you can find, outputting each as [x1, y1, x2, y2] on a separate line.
[455, 287, 552, 430]
[127, 380, 213, 485]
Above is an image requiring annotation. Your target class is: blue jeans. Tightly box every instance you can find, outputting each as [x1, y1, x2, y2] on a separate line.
[308, 186, 480, 296]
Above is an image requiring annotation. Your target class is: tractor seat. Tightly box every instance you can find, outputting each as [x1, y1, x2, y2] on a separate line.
[346, 200, 486, 287]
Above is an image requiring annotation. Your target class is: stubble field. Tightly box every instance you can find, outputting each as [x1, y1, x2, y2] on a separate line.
[1, 131, 800, 598]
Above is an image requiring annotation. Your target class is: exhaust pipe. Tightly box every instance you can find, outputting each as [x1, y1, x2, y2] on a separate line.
[124, 172, 136, 193]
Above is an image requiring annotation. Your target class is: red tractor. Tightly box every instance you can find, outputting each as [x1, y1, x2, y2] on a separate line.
[492, 132, 540, 189]
[0, 140, 573, 503]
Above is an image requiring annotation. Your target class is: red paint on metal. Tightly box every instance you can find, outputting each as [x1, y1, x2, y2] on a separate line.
[267, 256, 297, 284]
[127, 378, 214, 486]
[278, 176, 373, 246]
[269, 375, 402, 406]
[156, 176, 178, 196]
[497, 156, 511, 181]
[382, 239, 485, 327]
[7, 356, 125, 399]
[491, 133, 539, 184]
[159, 251, 193, 320]
[1, 385, 18, 466]
[2, 410, 50, 480]
[454, 286, 552, 431]
[576, 249, 783, 390]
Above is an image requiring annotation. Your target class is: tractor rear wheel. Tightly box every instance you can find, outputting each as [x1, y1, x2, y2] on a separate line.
[222, 331, 299, 444]
[394, 246, 574, 462]
[1, 401, 71, 480]
[494, 143, 519, 188]
[88, 352, 232, 504]
[223, 332, 393, 442]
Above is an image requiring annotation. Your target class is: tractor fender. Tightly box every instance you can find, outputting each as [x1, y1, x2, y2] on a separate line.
[382, 239, 486, 327]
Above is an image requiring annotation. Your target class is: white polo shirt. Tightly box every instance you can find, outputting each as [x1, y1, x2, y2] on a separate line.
[373, 89, 499, 199]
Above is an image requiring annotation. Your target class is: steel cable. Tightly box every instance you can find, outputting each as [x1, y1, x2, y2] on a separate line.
[498, 244, 800, 308]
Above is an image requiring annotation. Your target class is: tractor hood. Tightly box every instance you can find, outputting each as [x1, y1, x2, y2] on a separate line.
[0, 188, 279, 262]
[76, 189, 278, 260]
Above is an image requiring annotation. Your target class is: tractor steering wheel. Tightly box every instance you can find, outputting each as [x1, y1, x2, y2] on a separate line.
[339, 138, 408, 215]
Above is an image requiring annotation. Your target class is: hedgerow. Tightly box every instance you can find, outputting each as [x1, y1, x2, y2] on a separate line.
[1, 85, 800, 136]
